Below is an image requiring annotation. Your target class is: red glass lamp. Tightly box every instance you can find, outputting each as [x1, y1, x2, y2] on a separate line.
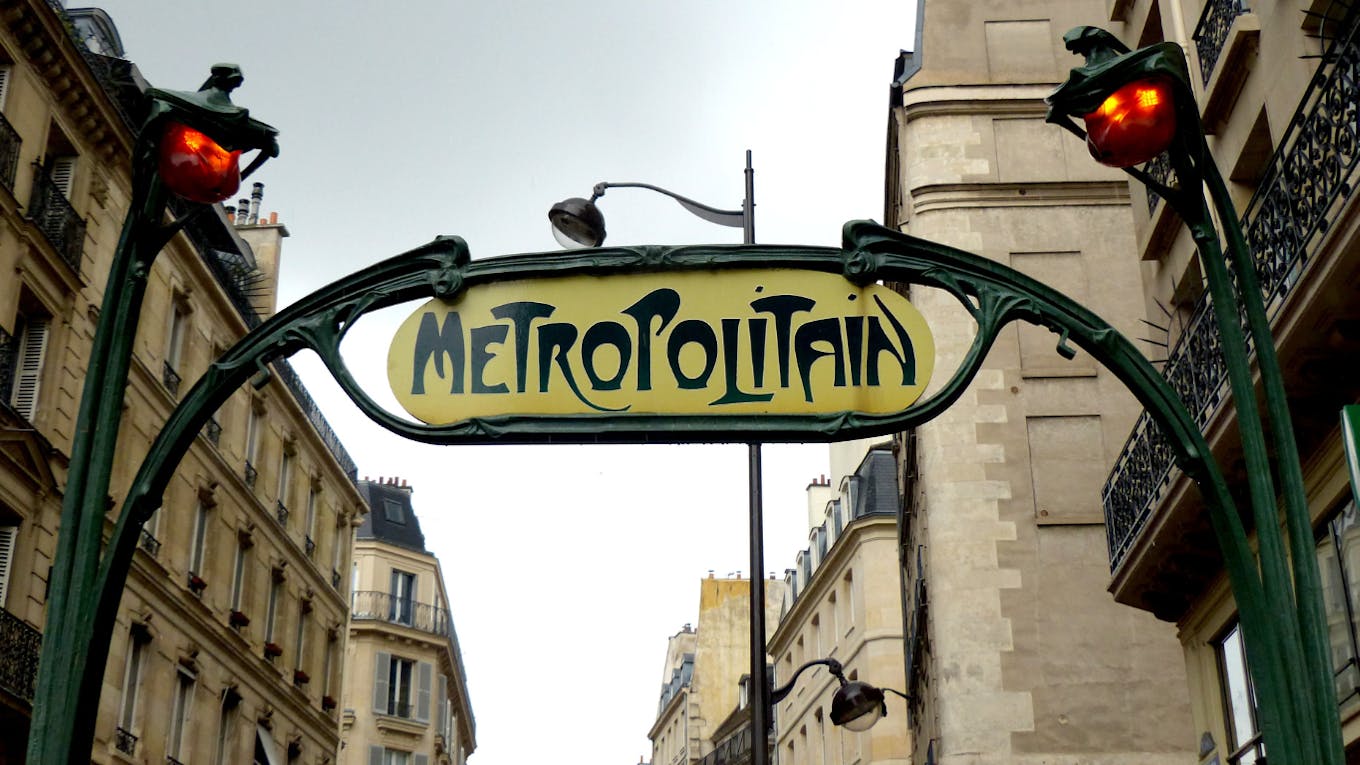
[1082, 77, 1177, 168]
[158, 122, 242, 203]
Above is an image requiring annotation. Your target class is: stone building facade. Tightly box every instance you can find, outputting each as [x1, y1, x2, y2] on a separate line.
[340, 478, 475, 765]
[0, 3, 364, 764]
[649, 575, 786, 765]
[885, 0, 1200, 762]
[770, 444, 909, 765]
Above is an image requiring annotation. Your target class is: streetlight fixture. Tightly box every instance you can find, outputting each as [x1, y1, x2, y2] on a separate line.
[27, 64, 278, 765]
[548, 150, 777, 765]
[1047, 26, 1343, 765]
[771, 658, 909, 733]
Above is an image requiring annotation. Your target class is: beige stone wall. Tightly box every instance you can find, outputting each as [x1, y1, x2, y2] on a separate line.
[888, 1, 1199, 762]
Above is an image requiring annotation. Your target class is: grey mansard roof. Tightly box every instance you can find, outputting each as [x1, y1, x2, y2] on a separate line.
[356, 480, 428, 553]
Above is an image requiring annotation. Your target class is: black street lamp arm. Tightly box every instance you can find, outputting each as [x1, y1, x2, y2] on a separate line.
[771, 658, 846, 704]
[589, 181, 746, 229]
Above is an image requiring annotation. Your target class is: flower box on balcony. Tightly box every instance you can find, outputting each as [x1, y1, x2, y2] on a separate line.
[187, 574, 207, 594]
[263, 642, 283, 659]
[321, 695, 337, 711]
[229, 610, 251, 628]
[293, 669, 310, 685]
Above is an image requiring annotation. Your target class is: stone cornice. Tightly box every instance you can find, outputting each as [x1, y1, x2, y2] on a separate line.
[1, 0, 136, 168]
[909, 181, 1131, 215]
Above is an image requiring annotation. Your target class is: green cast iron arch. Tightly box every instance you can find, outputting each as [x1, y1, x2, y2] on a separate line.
[77, 220, 1280, 757]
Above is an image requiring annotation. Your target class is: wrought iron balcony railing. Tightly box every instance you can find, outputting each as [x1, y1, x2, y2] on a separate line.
[276, 501, 289, 526]
[331, 568, 342, 590]
[305, 535, 315, 557]
[1104, 12, 1360, 571]
[1193, 0, 1248, 86]
[27, 162, 85, 273]
[0, 112, 20, 192]
[138, 528, 161, 558]
[0, 607, 41, 704]
[1144, 151, 1174, 214]
[244, 461, 258, 488]
[114, 727, 137, 755]
[0, 326, 15, 405]
[352, 590, 456, 639]
[204, 416, 222, 447]
[162, 361, 182, 396]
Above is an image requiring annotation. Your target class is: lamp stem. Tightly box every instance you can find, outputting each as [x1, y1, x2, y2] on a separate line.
[742, 149, 770, 765]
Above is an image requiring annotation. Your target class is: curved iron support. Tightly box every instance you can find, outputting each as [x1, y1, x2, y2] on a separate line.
[76, 221, 1267, 765]
[592, 181, 746, 229]
[1046, 27, 1342, 765]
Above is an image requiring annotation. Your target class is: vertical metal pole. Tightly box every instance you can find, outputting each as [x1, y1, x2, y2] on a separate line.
[743, 149, 771, 765]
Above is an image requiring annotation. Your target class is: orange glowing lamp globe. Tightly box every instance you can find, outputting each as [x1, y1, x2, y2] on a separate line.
[158, 122, 242, 204]
[1082, 77, 1177, 168]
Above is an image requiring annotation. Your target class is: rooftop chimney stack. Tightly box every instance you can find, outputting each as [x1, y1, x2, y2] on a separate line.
[248, 182, 264, 224]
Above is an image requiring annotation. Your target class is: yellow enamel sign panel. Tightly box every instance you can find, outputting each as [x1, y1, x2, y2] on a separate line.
[387, 269, 934, 423]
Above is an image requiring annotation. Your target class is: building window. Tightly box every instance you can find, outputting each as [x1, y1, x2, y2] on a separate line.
[164, 297, 189, 395]
[116, 626, 149, 754]
[277, 450, 292, 515]
[188, 501, 209, 583]
[7, 313, 50, 422]
[390, 569, 416, 626]
[213, 693, 238, 765]
[293, 601, 308, 676]
[1215, 622, 1264, 764]
[167, 667, 195, 763]
[322, 632, 336, 698]
[304, 486, 318, 557]
[0, 524, 15, 608]
[368, 747, 427, 765]
[244, 404, 262, 485]
[265, 574, 281, 645]
[230, 542, 248, 614]
[383, 497, 406, 524]
[1318, 497, 1360, 704]
[373, 653, 432, 721]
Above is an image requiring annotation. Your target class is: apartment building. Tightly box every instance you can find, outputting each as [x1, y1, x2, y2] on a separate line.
[770, 443, 909, 765]
[341, 478, 475, 765]
[0, 3, 364, 763]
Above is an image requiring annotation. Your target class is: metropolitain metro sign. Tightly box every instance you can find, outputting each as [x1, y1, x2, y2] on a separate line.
[387, 268, 934, 425]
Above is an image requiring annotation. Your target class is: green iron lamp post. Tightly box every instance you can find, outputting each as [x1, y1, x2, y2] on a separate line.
[26, 65, 278, 765]
[1047, 27, 1343, 765]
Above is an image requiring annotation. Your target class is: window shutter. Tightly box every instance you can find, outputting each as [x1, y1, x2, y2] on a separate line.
[436, 676, 447, 737]
[49, 156, 76, 199]
[368, 745, 384, 765]
[0, 525, 16, 608]
[0, 66, 11, 112]
[12, 317, 49, 421]
[413, 755, 428, 765]
[415, 661, 432, 722]
[373, 652, 390, 714]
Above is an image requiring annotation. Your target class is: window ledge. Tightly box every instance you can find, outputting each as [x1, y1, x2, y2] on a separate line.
[376, 714, 427, 737]
[1200, 13, 1261, 131]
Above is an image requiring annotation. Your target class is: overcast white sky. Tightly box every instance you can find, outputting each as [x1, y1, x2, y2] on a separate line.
[92, 2, 918, 762]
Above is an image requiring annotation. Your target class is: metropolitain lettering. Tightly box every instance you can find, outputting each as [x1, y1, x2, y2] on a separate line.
[407, 287, 918, 412]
